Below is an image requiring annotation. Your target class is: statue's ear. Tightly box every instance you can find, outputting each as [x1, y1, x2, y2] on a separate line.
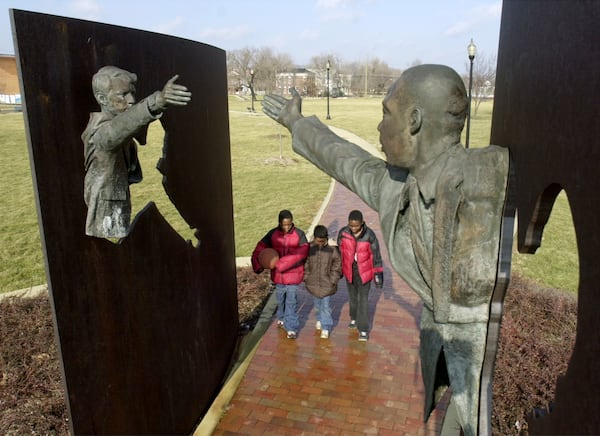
[410, 108, 422, 135]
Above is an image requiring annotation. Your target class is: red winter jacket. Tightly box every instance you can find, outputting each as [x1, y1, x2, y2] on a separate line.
[337, 224, 383, 284]
[251, 225, 309, 285]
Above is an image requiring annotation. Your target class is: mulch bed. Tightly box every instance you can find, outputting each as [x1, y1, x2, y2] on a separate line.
[0, 270, 575, 435]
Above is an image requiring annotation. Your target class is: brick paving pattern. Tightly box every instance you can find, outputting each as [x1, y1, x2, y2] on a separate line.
[214, 182, 448, 435]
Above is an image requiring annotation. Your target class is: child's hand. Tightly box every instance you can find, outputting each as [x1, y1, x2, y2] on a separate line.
[374, 272, 383, 288]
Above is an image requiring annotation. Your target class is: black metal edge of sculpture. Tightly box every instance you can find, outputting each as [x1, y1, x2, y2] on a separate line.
[10, 9, 239, 434]
[491, 1, 600, 433]
[478, 156, 516, 435]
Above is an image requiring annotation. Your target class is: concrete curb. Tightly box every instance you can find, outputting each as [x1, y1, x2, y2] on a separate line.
[193, 292, 279, 435]
[0, 284, 47, 302]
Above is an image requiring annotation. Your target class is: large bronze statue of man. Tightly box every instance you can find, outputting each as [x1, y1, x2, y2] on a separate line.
[263, 64, 509, 435]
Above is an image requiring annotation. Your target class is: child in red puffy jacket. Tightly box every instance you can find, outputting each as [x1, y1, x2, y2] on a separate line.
[337, 210, 383, 341]
[252, 210, 309, 339]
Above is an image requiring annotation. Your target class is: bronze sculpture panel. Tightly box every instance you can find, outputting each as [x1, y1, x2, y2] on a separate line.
[11, 9, 237, 434]
[491, 1, 600, 433]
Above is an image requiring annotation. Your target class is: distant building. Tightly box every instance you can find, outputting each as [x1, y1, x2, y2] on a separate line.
[276, 68, 318, 96]
[276, 67, 353, 98]
[0, 54, 21, 104]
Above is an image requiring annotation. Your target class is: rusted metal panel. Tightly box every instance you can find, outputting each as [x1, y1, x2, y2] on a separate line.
[491, 1, 600, 433]
[11, 9, 238, 434]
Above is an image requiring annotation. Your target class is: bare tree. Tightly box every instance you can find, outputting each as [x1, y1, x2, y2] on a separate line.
[465, 51, 497, 118]
[226, 49, 408, 99]
[254, 48, 294, 93]
[309, 54, 342, 70]
[308, 54, 343, 96]
[344, 58, 401, 96]
[227, 47, 295, 98]
[227, 47, 257, 100]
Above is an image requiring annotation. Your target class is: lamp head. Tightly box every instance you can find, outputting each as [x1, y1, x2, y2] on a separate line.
[467, 39, 477, 60]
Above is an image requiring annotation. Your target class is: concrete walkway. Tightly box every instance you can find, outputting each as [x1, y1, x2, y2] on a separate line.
[209, 180, 449, 434]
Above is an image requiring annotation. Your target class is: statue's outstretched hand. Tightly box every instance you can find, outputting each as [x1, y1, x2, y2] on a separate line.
[154, 75, 192, 112]
[262, 88, 303, 132]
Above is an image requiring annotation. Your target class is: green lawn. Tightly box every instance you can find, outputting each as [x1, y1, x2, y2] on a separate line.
[0, 96, 579, 293]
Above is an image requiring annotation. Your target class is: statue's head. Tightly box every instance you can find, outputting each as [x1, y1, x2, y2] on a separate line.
[92, 66, 138, 115]
[378, 64, 467, 170]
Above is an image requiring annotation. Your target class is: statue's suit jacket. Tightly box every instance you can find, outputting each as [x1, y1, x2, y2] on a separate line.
[82, 95, 158, 237]
[292, 116, 509, 435]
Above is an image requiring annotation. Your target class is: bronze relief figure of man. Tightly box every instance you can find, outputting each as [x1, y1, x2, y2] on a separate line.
[263, 64, 509, 435]
[82, 66, 191, 238]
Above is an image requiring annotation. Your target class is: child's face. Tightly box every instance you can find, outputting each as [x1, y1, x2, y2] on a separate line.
[279, 218, 293, 234]
[348, 219, 363, 236]
[314, 237, 327, 248]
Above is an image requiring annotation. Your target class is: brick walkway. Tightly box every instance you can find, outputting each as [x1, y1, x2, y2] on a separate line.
[213, 182, 448, 435]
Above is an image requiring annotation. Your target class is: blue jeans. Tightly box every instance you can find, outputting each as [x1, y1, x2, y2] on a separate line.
[313, 295, 333, 331]
[275, 284, 299, 332]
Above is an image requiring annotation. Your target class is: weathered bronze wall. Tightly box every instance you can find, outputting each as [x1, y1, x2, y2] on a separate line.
[11, 9, 238, 435]
[491, 1, 599, 433]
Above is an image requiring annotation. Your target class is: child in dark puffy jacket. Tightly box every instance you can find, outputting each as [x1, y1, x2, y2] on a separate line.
[251, 209, 309, 339]
[303, 225, 342, 339]
[337, 210, 383, 341]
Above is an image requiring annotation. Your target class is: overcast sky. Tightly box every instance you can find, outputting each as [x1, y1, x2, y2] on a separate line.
[2, 0, 502, 74]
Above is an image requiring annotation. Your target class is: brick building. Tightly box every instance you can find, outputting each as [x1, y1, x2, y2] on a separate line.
[0, 54, 21, 103]
[276, 68, 318, 97]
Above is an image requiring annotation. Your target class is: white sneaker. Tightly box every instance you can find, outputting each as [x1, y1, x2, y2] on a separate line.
[320, 330, 329, 339]
[276, 320, 284, 329]
[315, 320, 322, 330]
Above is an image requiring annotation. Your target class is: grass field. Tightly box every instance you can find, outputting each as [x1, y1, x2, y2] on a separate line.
[0, 96, 578, 294]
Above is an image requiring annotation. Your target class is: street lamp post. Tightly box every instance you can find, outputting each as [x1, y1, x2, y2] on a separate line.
[326, 60, 331, 120]
[250, 68, 256, 112]
[466, 39, 476, 148]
